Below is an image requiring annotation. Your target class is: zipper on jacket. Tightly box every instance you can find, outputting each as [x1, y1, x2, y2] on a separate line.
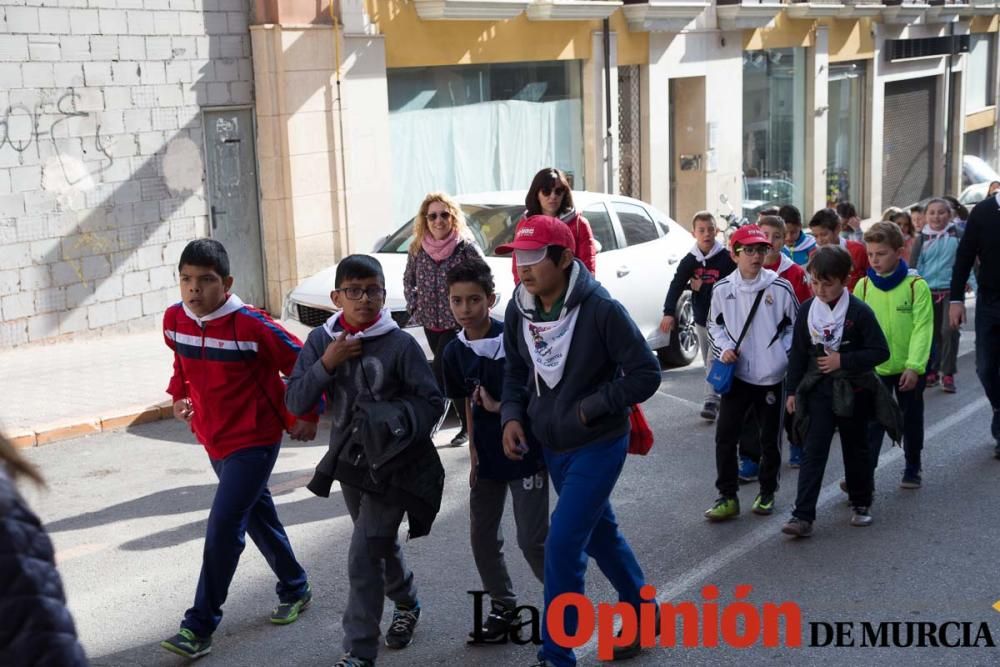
[200, 323, 206, 359]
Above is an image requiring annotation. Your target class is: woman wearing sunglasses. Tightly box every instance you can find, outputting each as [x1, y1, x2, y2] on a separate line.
[404, 192, 484, 446]
[511, 168, 597, 281]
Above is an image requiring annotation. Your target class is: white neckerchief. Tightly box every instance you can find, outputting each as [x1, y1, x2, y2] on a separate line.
[773, 253, 795, 276]
[457, 326, 505, 360]
[792, 232, 816, 253]
[516, 262, 583, 394]
[838, 237, 848, 249]
[807, 289, 850, 351]
[182, 293, 245, 326]
[690, 241, 725, 265]
[323, 306, 399, 340]
[730, 267, 778, 294]
[922, 222, 954, 243]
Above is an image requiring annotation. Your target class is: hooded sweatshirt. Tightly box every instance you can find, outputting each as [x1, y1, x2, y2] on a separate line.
[500, 260, 661, 452]
[708, 268, 798, 386]
[782, 230, 817, 266]
[163, 294, 319, 460]
[662, 241, 737, 326]
[911, 223, 975, 292]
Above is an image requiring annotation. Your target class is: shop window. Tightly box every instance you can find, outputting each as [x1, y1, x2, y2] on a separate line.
[387, 61, 585, 224]
[965, 34, 996, 113]
[827, 62, 867, 209]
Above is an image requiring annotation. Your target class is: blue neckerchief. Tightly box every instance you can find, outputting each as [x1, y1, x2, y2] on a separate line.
[866, 259, 909, 291]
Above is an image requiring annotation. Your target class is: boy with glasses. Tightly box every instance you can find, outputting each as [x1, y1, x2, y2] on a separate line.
[286, 255, 445, 667]
[704, 226, 799, 522]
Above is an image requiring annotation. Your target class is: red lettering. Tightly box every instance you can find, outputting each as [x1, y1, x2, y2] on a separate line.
[596, 602, 637, 660]
[546, 593, 594, 649]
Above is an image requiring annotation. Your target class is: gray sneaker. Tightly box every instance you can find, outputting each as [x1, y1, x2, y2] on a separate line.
[333, 654, 374, 667]
[781, 517, 813, 537]
[850, 506, 873, 527]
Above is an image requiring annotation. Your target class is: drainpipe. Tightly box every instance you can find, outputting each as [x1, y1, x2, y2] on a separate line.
[603, 18, 613, 194]
[330, 2, 351, 257]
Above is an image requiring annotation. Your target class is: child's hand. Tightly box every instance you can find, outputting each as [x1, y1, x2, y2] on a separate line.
[473, 385, 500, 413]
[690, 277, 704, 292]
[502, 421, 528, 461]
[816, 349, 841, 373]
[288, 419, 317, 442]
[659, 315, 676, 334]
[898, 369, 919, 392]
[786, 395, 796, 414]
[321, 331, 362, 372]
[173, 398, 194, 423]
[721, 349, 739, 364]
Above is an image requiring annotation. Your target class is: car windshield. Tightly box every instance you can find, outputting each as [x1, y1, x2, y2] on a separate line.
[378, 205, 525, 256]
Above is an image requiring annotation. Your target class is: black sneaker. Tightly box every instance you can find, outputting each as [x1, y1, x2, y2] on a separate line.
[994, 442, 1000, 460]
[160, 628, 212, 659]
[385, 603, 420, 649]
[450, 429, 469, 447]
[700, 401, 719, 421]
[992, 409, 1000, 447]
[270, 583, 312, 624]
[610, 606, 660, 660]
[469, 600, 515, 641]
[900, 465, 922, 489]
[333, 654, 374, 667]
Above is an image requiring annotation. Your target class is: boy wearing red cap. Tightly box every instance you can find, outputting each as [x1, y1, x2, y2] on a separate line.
[497, 215, 662, 666]
[705, 225, 799, 522]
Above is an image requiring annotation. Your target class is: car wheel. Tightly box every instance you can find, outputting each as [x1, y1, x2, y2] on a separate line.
[657, 291, 699, 367]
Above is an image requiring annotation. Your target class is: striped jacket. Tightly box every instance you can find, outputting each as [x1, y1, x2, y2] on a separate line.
[163, 294, 318, 460]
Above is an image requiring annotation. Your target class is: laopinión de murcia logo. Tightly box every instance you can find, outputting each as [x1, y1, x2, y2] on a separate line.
[468, 587, 1000, 656]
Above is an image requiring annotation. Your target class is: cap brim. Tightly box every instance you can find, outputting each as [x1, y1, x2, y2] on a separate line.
[495, 239, 549, 255]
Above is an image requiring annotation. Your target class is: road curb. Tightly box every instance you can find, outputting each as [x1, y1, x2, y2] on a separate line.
[10, 402, 173, 449]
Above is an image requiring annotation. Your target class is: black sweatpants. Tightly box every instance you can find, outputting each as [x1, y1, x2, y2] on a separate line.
[791, 389, 874, 522]
[715, 377, 783, 497]
[425, 327, 468, 433]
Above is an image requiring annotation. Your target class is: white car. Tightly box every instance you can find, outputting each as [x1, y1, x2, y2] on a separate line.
[282, 191, 700, 367]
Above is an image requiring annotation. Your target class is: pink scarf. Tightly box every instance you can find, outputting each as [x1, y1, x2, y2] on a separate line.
[422, 230, 460, 262]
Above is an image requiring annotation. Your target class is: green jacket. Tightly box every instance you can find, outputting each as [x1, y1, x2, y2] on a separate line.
[853, 272, 933, 376]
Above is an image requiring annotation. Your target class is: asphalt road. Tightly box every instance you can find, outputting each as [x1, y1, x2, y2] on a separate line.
[20, 316, 1000, 667]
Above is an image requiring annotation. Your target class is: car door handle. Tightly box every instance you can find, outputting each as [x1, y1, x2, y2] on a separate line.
[617, 266, 630, 278]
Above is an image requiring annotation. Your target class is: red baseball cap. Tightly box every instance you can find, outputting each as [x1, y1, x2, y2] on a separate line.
[495, 215, 576, 255]
[729, 224, 771, 249]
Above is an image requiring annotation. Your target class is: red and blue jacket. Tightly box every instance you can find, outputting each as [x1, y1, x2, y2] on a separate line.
[163, 294, 319, 460]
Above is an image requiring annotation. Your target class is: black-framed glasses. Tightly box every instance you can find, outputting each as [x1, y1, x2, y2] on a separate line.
[738, 245, 770, 256]
[541, 186, 566, 197]
[426, 211, 452, 222]
[336, 286, 386, 301]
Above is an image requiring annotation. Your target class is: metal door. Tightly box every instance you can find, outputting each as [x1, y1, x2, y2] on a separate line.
[669, 77, 707, 226]
[882, 77, 936, 208]
[203, 108, 265, 308]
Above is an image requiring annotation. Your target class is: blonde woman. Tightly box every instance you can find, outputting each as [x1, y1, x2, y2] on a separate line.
[403, 193, 483, 445]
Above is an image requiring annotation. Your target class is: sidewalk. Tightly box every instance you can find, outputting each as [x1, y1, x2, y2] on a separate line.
[0, 330, 174, 448]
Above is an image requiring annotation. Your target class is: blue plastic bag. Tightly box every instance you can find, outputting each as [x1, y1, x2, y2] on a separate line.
[707, 359, 735, 395]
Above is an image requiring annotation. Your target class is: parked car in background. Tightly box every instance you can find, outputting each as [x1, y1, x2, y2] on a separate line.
[742, 177, 797, 219]
[962, 155, 1000, 189]
[283, 191, 701, 367]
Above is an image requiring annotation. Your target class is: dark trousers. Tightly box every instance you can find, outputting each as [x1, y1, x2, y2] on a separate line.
[868, 373, 925, 471]
[183, 445, 308, 637]
[737, 404, 796, 464]
[928, 292, 960, 376]
[792, 392, 873, 521]
[975, 292, 1000, 415]
[425, 327, 468, 433]
[715, 378, 783, 497]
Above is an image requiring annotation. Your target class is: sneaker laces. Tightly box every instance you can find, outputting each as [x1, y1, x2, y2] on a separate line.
[389, 608, 419, 634]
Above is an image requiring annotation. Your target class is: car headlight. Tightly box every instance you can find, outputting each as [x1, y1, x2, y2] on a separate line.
[282, 294, 297, 322]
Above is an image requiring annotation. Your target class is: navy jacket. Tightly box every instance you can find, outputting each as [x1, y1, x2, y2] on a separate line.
[501, 260, 662, 452]
[0, 470, 89, 666]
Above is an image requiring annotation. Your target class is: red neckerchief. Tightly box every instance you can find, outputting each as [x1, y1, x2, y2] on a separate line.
[340, 313, 381, 335]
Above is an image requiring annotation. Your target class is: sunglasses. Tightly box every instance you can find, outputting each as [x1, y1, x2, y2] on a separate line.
[336, 286, 386, 301]
[540, 186, 566, 197]
[426, 211, 452, 222]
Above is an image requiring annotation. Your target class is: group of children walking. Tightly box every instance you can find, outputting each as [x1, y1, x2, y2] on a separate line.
[157, 188, 968, 666]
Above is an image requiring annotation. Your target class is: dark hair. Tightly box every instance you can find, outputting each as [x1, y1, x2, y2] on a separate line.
[178, 238, 230, 278]
[835, 201, 858, 220]
[759, 206, 780, 217]
[807, 245, 853, 282]
[525, 168, 575, 217]
[808, 208, 841, 232]
[909, 203, 925, 214]
[778, 204, 802, 228]
[890, 211, 914, 236]
[942, 195, 968, 221]
[863, 221, 904, 250]
[446, 258, 495, 295]
[335, 254, 384, 288]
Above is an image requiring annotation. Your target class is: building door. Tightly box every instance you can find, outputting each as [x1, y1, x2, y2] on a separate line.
[203, 108, 265, 308]
[669, 77, 707, 225]
[882, 77, 936, 208]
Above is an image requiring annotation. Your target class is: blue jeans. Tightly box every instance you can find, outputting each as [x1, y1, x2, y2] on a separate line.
[538, 435, 645, 667]
[183, 445, 308, 637]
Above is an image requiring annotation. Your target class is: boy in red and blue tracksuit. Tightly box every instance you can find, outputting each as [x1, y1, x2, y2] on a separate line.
[160, 239, 318, 659]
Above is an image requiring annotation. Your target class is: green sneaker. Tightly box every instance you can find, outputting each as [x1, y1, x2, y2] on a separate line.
[270, 584, 312, 625]
[160, 628, 211, 659]
[751, 493, 775, 515]
[704, 496, 739, 521]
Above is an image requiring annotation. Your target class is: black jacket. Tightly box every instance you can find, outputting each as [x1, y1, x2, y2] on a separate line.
[662, 249, 737, 326]
[0, 470, 89, 667]
[501, 260, 662, 452]
[951, 194, 1000, 301]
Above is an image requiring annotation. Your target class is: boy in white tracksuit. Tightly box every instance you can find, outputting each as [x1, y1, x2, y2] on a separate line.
[705, 226, 799, 521]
